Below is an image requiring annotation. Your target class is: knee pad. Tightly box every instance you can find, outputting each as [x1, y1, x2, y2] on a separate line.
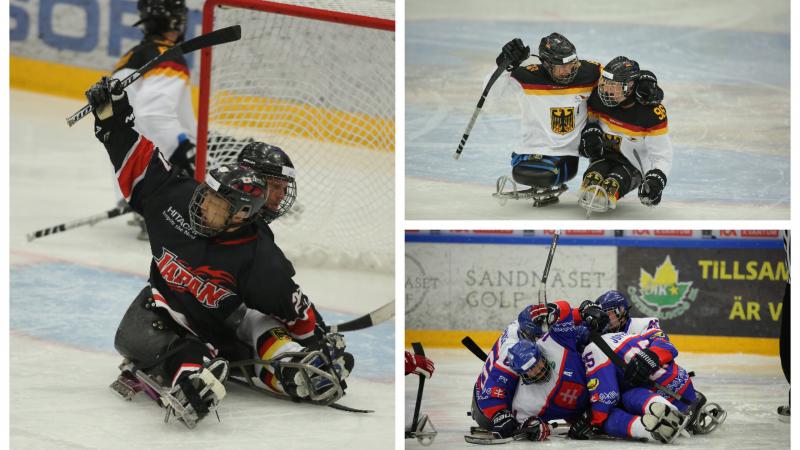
[114, 286, 182, 367]
[510, 154, 578, 188]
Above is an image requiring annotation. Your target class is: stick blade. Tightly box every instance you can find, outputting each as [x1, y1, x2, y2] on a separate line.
[180, 25, 242, 53]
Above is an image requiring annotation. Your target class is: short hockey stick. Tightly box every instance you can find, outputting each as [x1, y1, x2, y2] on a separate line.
[328, 299, 394, 333]
[453, 62, 508, 160]
[26, 204, 133, 242]
[66, 25, 242, 127]
[410, 342, 427, 433]
[462, 336, 488, 361]
[538, 230, 560, 331]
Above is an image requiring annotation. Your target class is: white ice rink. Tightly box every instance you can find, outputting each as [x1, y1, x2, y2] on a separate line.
[10, 90, 394, 449]
[405, 349, 790, 449]
[405, 0, 790, 219]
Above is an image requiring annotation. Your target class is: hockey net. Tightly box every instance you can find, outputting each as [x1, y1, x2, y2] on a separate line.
[197, 0, 395, 272]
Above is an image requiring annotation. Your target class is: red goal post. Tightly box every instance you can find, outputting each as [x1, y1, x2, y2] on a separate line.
[195, 0, 395, 271]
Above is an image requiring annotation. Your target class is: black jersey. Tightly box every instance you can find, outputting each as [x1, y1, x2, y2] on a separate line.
[97, 111, 317, 346]
[586, 90, 673, 177]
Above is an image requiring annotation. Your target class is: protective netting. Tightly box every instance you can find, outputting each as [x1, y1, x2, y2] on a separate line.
[200, 0, 394, 272]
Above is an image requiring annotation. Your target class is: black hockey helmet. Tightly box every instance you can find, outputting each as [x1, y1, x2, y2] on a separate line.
[134, 0, 187, 36]
[189, 163, 268, 237]
[598, 56, 640, 107]
[237, 142, 297, 224]
[538, 33, 580, 84]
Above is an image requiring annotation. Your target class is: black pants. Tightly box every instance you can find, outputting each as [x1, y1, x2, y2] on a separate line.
[583, 156, 642, 198]
[780, 282, 790, 384]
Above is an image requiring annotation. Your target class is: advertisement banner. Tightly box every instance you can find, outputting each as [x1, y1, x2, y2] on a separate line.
[406, 243, 617, 330]
[618, 247, 787, 338]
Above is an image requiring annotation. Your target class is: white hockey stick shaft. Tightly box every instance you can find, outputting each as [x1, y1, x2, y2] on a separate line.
[328, 299, 395, 333]
[538, 230, 560, 331]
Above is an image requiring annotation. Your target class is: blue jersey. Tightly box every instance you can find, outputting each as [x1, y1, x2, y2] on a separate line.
[474, 301, 589, 421]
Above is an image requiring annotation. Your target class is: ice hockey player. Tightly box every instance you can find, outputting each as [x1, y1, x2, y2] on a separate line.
[577, 56, 673, 215]
[405, 350, 437, 445]
[470, 300, 608, 441]
[489, 34, 663, 207]
[595, 290, 670, 342]
[86, 77, 352, 429]
[576, 331, 726, 443]
[111, 0, 195, 239]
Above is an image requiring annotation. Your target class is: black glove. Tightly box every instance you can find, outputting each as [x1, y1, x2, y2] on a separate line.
[518, 416, 551, 441]
[579, 300, 609, 333]
[567, 409, 602, 440]
[496, 38, 530, 71]
[635, 70, 664, 105]
[85, 76, 134, 143]
[638, 169, 667, 206]
[578, 123, 604, 159]
[491, 409, 519, 438]
[624, 349, 661, 387]
[168, 139, 197, 177]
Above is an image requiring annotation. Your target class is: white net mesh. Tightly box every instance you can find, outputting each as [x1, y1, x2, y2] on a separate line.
[200, 0, 395, 272]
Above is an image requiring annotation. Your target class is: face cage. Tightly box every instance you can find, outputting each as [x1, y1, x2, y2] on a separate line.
[598, 78, 633, 108]
[189, 184, 259, 237]
[520, 359, 552, 385]
[543, 59, 580, 85]
[602, 306, 628, 332]
[260, 177, 297, 224]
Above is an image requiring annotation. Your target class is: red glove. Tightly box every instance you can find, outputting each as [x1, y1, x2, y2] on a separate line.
[405, 351, 435, 379]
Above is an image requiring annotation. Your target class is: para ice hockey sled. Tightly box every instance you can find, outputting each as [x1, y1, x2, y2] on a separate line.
[493, 176, 568, 207]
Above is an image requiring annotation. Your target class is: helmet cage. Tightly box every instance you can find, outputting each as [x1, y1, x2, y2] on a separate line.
[542, 55, 580, 85]
[520, 357, 553, 385]
[598, 74, 635, 108]
[260, 173, 298, 224]
[189, 166, 268, 237]
[538, 33, 580, 85]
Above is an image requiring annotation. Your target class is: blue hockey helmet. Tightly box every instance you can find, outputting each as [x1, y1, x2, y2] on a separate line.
[595, 290, 631, 332]
[517, 305, 545, 341]
[507, 340, 551, 385]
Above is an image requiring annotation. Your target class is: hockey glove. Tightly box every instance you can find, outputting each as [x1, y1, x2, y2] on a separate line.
[567, 409, 602, 440]
[635, 70, 664, 105]
[624, 349, 661, 387]
[496, 38, 530, 71]
[578, 123, 605, 159]
[579, 300, 609, 333]
[405, 351, 435, 379]
[638, 169, 667, 206]
[169, 138, 197, 178]
[518, 416, 551, 441]
[491, 409, 519, 438]
[86, 77, 135, 143]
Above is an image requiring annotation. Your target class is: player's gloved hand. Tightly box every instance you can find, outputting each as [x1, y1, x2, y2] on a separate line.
[517, 416, 552, 441]
[169, 137, 197, 178]
[624, 349, 661, 387]
[491, 409, 519, 438]
[635, 70, 664, 105]
[579, 300, 609, 333]
[86, 77, 134, 143]
[405, 351, 435, 379]
[529, 302, 559, 328]
[638, 169, 667, 206]
[567, 410, 602, 440]
[496, 38, 530, 71]
[578, 123, 605, 159]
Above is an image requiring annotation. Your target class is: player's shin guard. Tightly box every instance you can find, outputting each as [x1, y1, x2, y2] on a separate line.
[641, 402, 691, 444]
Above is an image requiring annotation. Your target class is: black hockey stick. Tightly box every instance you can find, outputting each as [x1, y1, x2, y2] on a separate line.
[538, 230, 560, 331]
[410, 342, 427, 434]
[453, 61, 508, 160]
[66, 25, 242, 127]
[328, 300, 394, 333]
[26, 204, 133, 242]
[462, 336, 488, 361]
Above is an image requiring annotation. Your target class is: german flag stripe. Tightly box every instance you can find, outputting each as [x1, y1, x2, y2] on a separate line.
[258, 334, 296, 361]
[519, 81, 595, 96]
[117, 135, 155, 202]
[590, 110, 668, 136]
[143, 61, 190, 80]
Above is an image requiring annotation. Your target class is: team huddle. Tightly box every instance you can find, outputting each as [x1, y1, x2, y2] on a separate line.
[488, 33, 673, 216]
[469, 291, 726, 444]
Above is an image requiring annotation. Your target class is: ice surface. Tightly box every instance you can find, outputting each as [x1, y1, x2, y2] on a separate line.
[405, 0, 789, 219]
[10, 90, 394, 449]
[405, 348, 790, 449]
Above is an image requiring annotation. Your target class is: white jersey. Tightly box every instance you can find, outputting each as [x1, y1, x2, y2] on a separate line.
[488, 61, 601, 157]
[624, 317, 667, 340]
[112, 37, 196, 159]
[587, 89, 673, 177]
